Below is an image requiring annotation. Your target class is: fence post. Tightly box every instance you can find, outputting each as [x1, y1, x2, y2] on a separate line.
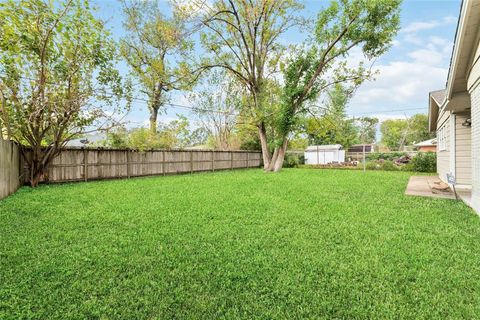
[230, 151, 234, 169]
[126, 150, 130, 178]
[190, 151, 193, 174]
[246, 152, 249, 168]
[83, 148, 88, 182]
[162, 150, 165, 176]
[211, 150, 215, 172]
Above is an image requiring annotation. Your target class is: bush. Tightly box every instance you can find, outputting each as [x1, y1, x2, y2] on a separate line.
[283, 154, 304, 168]
[411, 152, 436, 172]
[380, 160, 398, 171]
[365, 161, 380, 170]
[364, 160, 398, 171]
[367, 152, 408, 161]
[400, 163, 415, 172]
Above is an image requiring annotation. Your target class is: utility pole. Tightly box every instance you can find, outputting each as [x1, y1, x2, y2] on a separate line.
[363, 143, 366, 173]
[398, 113, 412, 151]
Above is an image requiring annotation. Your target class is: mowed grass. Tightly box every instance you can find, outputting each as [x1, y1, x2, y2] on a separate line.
[1, 169, 479, 319]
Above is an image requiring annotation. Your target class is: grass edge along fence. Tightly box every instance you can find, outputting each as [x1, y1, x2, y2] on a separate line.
[0, 139, 21, 200]
[20, 147, 262, 184]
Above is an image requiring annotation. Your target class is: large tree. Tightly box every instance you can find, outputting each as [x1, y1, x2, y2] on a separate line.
[187, 0, 302, 168]
[120, 0, 193, 133]
[188, 70, 241, 150]
[269, 0, 401, 171]
[0, 0, 126, 186]
[380, 119, 408, 150]
[304, 84, 359, 149]
[408, 113, 433, 145]
[356, 116, 378, 144]
[380, 113, 433, 150]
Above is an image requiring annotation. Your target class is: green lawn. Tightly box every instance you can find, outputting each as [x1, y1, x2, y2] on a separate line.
[1, 169, 479, 319]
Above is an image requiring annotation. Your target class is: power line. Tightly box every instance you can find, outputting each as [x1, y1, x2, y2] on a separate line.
[0, 72, 429, 117]
[349, 107, 427, 117]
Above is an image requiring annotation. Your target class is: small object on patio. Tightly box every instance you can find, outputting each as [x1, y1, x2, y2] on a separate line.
[431, 180, 450, 193]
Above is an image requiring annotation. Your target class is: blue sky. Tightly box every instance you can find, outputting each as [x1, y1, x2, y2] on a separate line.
[92, 0, 462, 127]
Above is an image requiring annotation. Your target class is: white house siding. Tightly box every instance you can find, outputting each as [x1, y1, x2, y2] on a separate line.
[455, 112, 472, 185]
[468, 39, 480, 213]
[470, 81, 480, 212]
[437, 110, 451, 183]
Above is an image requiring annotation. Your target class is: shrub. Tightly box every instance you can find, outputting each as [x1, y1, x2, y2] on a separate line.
[367, 152, 408, 161]
[380, 160, 398, 171]
[400, 163, 415, 172]
[365, 161, 380, 170]
[283, 154, 304, 168]
[411, 152, 436, 172]
[364, 160, 398, 171]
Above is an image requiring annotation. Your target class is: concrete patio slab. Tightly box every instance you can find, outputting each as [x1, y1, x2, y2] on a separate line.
[405, 176, 456, 199]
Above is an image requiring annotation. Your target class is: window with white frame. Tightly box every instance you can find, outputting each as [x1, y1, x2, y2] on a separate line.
[438, 125, 447, 151]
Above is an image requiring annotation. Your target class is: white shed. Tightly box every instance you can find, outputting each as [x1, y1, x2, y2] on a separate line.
[304, 144, 345, 165]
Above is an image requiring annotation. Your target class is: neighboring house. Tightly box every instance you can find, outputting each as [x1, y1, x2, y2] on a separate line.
[413, 138, 437, 152]
[304, 144, 345, 165]
[346, 144, 375, 162]
[65, 133, 106, 147]
[347, 144, 375, 153]
[428, 0, 479, 213]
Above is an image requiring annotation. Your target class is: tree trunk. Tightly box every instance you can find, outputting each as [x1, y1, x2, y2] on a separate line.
[149, 107, 159, 134]
[267, 147, 279, 171]
[28, 154, 45, 187]
[22, 145, 56, 187]
[272, 139, 288, 172]
[30, 168, 43, 187]
[258, 122, 271, 169]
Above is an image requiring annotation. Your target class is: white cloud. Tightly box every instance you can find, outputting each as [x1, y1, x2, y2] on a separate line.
[347, 15, 454, 118]
[349, 35, 451, 116]
[402, 16, 456, 34]
[404, 33, 423, 45]
[402, 21, 439, 33]
[408, 49, 444, 66]
[349, 60, 447, 113]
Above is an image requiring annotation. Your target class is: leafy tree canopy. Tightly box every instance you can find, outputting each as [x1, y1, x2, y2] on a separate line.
[0, 0, 128, 186]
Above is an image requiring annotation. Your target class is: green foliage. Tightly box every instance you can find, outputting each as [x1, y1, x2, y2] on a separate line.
[380, 119, 407, 150]
[0, 0, 125, 141]
[283, 153, 305, 168]
[102, 116, 204, 150]
[273, 0, 400, 170]
[197, 0, 302, 127]
[288, 136, 309, 151]
[304, 84, 360, 149]
[380, 114, 434, 150]
[303, 90, 379, 149]
[0, 0, 127, 185]
[365, 160, 398, 171]
[411, 152, 437, 173]
[367, 152, 408, 161]
[380, 160, 398, 171]
[365, 161, 380, 170]
[401, 162, 415, 172]
[356, 117, 379, 144]
[409, 114, 435, 144]
[1, 169, 478, 318]
[188, 70, 242, 150]
[103, 127, 129, 148]
[120, 0, 193, 132]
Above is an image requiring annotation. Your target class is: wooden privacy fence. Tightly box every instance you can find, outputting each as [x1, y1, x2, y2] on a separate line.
[21, 148, 262, 184]
[0, 139, 21, 199]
